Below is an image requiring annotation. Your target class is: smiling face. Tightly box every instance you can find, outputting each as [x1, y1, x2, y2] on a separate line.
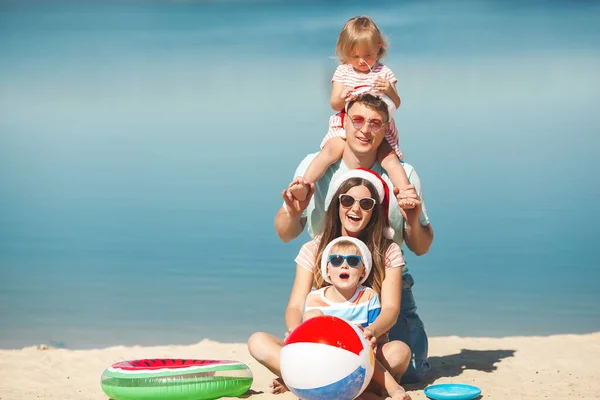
[326, 242, 365, 291]
[339, 184, 375, 237]
[345, 101, 387, 157]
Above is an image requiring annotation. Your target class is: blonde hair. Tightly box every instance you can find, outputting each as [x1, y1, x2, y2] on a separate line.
[319, 241, 365, 288]
[312, 178, 391, 296]
[336, 16, 389, 64]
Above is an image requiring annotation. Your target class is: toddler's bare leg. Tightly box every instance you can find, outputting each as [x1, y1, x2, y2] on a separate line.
[289, 137, 345, 201]
[377, 142, 414, 209]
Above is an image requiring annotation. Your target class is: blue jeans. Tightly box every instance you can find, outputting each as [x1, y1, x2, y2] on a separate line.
[388, 273, 430, 384]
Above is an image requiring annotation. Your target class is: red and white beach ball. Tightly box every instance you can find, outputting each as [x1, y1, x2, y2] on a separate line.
[280, 315, 375, 400]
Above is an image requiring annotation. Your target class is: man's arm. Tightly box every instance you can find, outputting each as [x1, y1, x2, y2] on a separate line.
[274, 180, 314, 242]
[394, 184, 434, 256]
[404, 220, 433, 256]
[274, 203, 307, 243]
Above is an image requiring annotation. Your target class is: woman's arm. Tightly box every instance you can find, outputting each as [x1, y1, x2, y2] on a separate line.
[365, 266, 402, 340]
[284, 265, 314, 332]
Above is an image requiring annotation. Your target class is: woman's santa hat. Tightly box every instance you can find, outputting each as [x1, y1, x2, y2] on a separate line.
[320, 236, 372, 285]
[329, 168, 395, 239]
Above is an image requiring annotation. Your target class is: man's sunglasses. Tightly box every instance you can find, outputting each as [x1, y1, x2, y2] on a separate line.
[328, 254, 363, 268]
[339, 194, 376, 211]
[346, 113, 387, 133]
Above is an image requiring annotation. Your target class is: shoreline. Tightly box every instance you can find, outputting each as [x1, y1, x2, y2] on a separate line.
[0, 332, 598, 399]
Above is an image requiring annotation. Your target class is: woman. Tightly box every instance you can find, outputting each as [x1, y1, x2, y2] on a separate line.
[248, 168, 411, 398]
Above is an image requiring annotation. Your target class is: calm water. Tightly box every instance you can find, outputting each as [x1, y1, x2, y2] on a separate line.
[1, 0, 599, 349]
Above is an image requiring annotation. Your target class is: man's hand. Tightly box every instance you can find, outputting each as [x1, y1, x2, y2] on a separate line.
[393, 185, 421, 223]
[283, 177, 315, 217]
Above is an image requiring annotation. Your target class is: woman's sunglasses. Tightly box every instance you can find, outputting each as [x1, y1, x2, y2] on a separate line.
[328, 254, 363, 268]
[339, 194, 376, 211]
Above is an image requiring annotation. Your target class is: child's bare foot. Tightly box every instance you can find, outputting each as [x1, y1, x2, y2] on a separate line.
[269, 377, 289, 395]
[389, 388, 411, 400]
[288, 180, 309, 201]
[398, 199, 416, 209]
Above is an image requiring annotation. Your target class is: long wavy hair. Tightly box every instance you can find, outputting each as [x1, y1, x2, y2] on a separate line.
[313, 177, 393, 296]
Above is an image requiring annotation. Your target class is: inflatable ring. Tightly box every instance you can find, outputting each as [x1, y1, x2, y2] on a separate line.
[101, 359, 253, 400]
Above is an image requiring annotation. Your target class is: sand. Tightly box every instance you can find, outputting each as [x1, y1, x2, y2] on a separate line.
[0, 332, 599, 399]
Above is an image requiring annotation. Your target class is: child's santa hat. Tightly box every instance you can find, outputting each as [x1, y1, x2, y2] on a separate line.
[320, 236, 373, 285]
[345, 85, 396, 122]
[329, 168, 395, 239]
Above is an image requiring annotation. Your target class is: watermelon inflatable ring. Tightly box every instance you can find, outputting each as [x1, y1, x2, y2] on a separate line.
[101, 359, 253, 400]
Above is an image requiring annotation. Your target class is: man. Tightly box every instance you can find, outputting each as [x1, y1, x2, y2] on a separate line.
[275, 93, 434, 383]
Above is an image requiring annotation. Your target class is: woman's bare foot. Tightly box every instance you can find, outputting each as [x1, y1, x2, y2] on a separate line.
[269, 377, 289, 395]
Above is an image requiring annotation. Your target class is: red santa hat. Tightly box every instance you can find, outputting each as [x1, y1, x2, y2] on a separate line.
[329, 168, 395, 239]
[345, 85, 397, 121]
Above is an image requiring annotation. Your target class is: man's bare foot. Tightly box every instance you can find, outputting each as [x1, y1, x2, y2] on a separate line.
[269, 377, 289, 395]
[289, 182, 309, 202]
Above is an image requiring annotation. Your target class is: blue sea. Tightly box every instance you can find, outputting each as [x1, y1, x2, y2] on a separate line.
[1, 0, 599, 349]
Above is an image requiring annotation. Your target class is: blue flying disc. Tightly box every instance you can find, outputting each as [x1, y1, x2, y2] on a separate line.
[424, 384, 481, 400]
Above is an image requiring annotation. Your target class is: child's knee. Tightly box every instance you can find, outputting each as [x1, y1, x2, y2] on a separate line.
[378, 144, 400, 166]
[378, 340, 411, 372]
[247, 332, 270, 360]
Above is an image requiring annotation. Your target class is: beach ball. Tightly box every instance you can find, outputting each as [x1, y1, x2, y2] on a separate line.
[280, 315, 375, 400]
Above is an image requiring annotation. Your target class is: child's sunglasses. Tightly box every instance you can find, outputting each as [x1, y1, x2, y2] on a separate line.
[339, 194, 376, 211]
[328, 254, 363, 268]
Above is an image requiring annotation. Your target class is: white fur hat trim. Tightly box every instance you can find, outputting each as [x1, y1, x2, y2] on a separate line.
[345, 86, 397, 120]
[330, 169, 385, 203]
[320, 236, 372, 285]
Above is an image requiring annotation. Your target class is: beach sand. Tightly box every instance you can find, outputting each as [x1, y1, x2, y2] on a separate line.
[0, 332, 598, 399]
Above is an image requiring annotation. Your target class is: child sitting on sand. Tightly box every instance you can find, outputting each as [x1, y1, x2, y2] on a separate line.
[289, 16, 413, 209]
[295, 237, 411, 400]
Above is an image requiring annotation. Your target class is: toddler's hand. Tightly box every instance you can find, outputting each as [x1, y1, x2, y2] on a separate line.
[341, 87, 356, 102]
[374, 77, 393, 96]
